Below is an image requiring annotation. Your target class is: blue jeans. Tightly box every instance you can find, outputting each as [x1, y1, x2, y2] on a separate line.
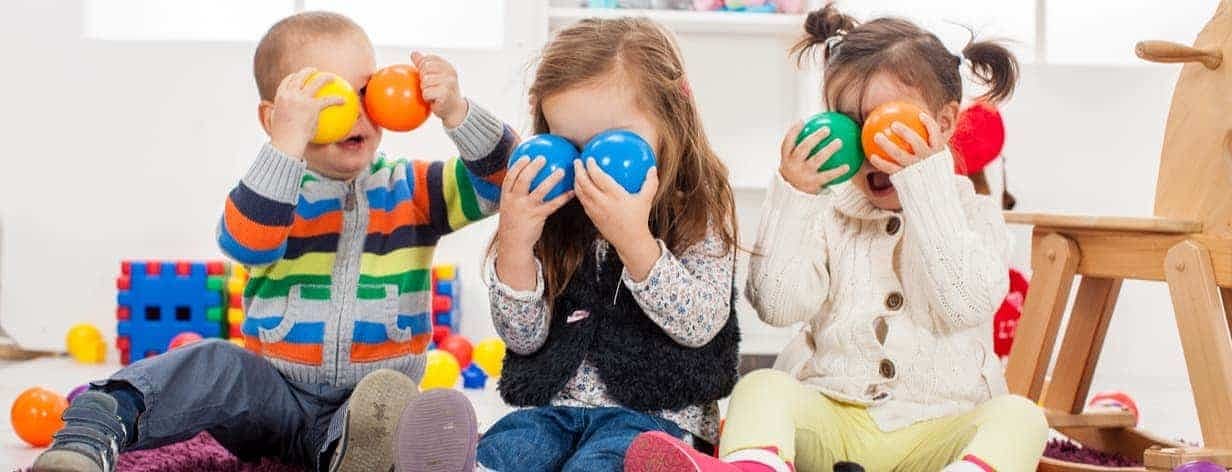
[96, 339, 351, 471]
[477, 406, 687, 472]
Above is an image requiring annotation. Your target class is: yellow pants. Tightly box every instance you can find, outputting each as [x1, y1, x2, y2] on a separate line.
[720, 370, 1048, 472]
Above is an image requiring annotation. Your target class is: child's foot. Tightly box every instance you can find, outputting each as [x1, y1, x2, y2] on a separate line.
[31, 391, 125, 472]
[625, 431, 795, 472]
[625, 431, 735, 471]
[328, 369, 420, 472]
[394, 388, 478, 472]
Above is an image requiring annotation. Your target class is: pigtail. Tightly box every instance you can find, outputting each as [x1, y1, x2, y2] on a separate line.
[962, 39, 1019, 104]
[792, 3, 858, 67]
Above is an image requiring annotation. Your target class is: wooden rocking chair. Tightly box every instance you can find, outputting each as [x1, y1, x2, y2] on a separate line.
[1002, 1, 1232, 471]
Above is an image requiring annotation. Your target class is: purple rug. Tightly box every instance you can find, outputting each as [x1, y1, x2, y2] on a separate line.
[1043, 438, 1141, 467]
[115, 432, 303, 471]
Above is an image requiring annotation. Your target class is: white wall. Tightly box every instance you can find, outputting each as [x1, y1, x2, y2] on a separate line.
[0, 0, 1207, 443]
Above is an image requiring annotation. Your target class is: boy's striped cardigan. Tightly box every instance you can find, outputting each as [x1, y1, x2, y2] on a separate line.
[217, 102, 511, 387]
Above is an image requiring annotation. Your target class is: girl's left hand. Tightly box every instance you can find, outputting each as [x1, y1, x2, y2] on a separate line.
[868, 111, 946, 174]
[573, 158, 661, 271]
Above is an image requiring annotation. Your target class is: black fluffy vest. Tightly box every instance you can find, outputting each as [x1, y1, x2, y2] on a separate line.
[499, 245, 740, 412]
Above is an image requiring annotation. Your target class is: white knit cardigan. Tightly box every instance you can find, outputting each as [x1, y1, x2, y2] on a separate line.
[747, 151, 1012, 432]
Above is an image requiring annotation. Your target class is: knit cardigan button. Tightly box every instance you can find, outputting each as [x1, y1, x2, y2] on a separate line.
[886, 217, 902, 235]
[879, 359, 896, 378]
[885, 292, 904, 310]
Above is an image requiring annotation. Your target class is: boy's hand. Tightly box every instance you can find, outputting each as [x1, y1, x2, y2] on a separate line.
[573, 158, 661, 279]
[268, 67, 346, 159]
[868, 112, 945, 174]
[411, 52, 468, 129]
[779, 121, 851, 194]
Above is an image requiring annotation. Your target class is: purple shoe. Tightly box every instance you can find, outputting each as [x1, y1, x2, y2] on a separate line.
[394, 389, 478, 472]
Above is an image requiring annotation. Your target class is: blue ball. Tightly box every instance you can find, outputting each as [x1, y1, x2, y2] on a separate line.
[509, 134, 579, 201]
[581, 130, 657, 194]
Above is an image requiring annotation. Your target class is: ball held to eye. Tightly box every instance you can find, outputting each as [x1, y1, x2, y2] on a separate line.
[365, 64, 432, 132]
[581, 129, 657, 194]
[508, 134, 580, 201]
[796, 112, 863, 186]
[307, 72, 360, 144]
[861, 101, 929, 164]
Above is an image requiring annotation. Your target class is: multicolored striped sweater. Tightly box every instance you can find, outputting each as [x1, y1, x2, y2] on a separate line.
[217, 102, 512, 388]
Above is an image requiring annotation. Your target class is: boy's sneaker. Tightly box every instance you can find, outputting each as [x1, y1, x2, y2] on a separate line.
[393, 388, 478, 472]
[31, 391, 125, 472]
[328, 369, 420, 472]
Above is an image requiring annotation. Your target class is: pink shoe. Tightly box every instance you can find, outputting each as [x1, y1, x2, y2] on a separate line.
[625, 431, 739, 472]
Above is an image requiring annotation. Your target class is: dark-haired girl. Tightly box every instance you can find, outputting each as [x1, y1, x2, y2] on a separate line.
[625, 4, 1046, 472]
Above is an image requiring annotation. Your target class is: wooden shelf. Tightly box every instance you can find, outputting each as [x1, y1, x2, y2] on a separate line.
[548, 7, 806, 36]
[1004, 212, 1203, 234]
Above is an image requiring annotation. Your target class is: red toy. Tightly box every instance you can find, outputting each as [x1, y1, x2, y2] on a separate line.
[950, 101, 1006, 175]
[1088, 390, 1140, 424]
[993, 269, 1029, 358]
[438, 334, 474, 368]
[11, 387, 68, 447]
[432, 325, 452, 346]
[364, 64, 431, 132]
[168, 332, 204, 351]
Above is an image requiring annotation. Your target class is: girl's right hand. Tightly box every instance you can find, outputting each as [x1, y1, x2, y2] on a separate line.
[779, 121, 851, 194]
[497, 156, 574, 254]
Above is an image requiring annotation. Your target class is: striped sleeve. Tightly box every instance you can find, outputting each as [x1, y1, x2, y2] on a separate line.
[217, 143, 305, 266]
[417, 101, 515, 236]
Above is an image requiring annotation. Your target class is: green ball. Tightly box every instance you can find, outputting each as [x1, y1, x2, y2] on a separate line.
[795, 112, 863, 186]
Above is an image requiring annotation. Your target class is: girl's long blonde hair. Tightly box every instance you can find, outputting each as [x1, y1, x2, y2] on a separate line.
[509, 17, 737, 305]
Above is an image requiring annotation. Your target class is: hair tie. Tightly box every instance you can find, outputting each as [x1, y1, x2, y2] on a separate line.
[824, 31, 847, 54]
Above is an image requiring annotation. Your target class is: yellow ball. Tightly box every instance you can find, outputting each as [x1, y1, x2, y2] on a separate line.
[307, 72, 360, 144]
[65, 324, 105, 364]
[473, 337, 506, 378]
[421, 350, 461, 390]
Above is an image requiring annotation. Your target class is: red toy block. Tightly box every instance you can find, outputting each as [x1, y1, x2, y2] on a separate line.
[116, 336, 130, 350]
[175, 261, 191, 276]
[121, 261, 132, 275]
[117, 276, 130, 291]
[229, 324, 242, 338]
[116, 306, 130, 320]
[145, 261, 161, 275]
[432, 325, 452, 345]
[207, 262, 225, 275]
[120, 352, 130, 365]
[433, 295, 452, 314]
[230, 296, 243, 308]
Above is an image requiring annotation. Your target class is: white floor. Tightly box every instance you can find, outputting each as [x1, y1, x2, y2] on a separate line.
[2, 357, 120, 470]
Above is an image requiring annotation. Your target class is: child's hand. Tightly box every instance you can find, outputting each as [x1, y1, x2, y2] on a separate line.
[573, 158, 659, 260]
[779, 121, 851, 194]
[868, 112, 945, 174]
[497, 156, 574, 254]
[410, 52, 468, 129]
[268, 67, 346, 158]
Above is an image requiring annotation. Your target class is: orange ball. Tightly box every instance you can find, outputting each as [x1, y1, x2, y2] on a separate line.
[861, 101, 930, 164]
[364, 64, 431, 132]
[11, 387, 68, 447]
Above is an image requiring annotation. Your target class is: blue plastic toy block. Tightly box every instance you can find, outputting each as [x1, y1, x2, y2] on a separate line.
[431, 267, 461, 331]
[434, 312, 453, 328]
[117, 261, 225, 364]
